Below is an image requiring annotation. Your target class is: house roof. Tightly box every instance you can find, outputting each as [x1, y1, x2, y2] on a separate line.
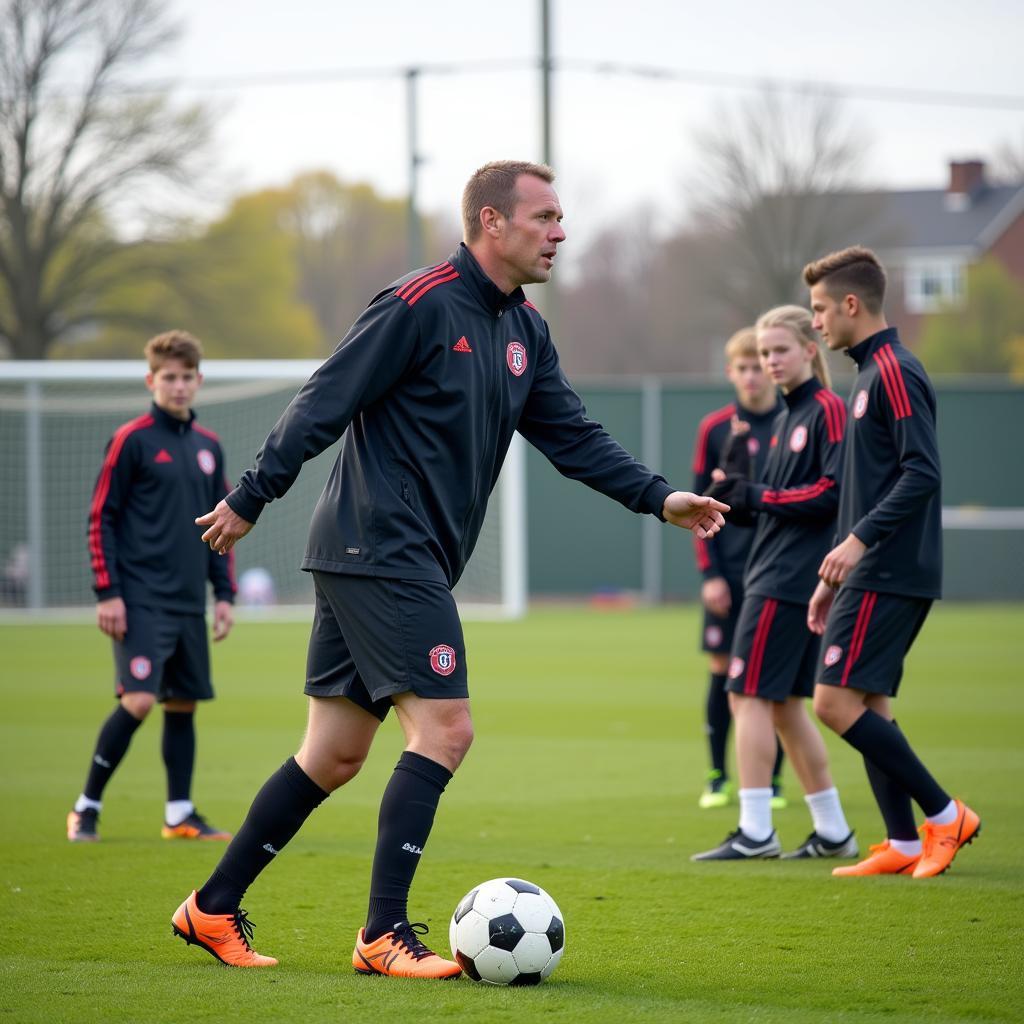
[835, 183, 1024, 253]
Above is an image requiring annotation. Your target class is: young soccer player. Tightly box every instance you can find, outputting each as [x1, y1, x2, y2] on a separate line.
[169, 160, 728, 976]
[693, 306, 856, 861]
[805, 246, 980, 878]
[67, 331, 236, 843]
[691, 328, 786, 809]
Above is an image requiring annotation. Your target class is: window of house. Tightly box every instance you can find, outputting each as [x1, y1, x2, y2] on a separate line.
[904, 260, 967, 314]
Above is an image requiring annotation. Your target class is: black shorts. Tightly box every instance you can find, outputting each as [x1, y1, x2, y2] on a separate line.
[725, 595, 819, 702]
[818, 588, 932, 696]
[700, 577, 743, 655]
[305, 571, 468, 722]
[113, 607, 212, 702]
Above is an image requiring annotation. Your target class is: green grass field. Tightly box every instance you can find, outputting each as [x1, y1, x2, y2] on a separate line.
[2, 604, 1022, 1023]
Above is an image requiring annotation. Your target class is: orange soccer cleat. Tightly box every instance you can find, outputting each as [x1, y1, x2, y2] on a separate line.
[353, 922, 462, 980]
[913, 800, 981, 879]
[832, 840, 920, 877]
[171, 891, 278, 967]
[162, 811, 232, 841]
[67, 808, 100, 843]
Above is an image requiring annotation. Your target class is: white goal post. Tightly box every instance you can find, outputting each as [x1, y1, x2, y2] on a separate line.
[0, 361, 527, 620]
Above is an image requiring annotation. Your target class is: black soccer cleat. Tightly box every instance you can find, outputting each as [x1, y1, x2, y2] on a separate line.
[781, 830, 859, 860]
[691, 828, 782, 861]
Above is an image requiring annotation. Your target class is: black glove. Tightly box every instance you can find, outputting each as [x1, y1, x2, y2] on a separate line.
[719, 431, 752, 480]
[705, 475, 757, 528]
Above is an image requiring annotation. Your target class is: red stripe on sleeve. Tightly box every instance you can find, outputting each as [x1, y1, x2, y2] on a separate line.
[815, 390, 846, 443]
[873, 347, 911, 420]
[693, 535, 711, 572]
[691, 405, 735, 474]
[405, 268, 460, 307]
[761, 477, 835, 505]
[88, 415, 154, 591]
[395, 262, 449, 300]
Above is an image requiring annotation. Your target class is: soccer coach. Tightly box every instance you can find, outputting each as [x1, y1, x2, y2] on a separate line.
[171, 160, 728, 977]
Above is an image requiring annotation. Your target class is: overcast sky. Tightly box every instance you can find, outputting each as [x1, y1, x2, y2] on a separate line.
[138, 0, 1024, 252]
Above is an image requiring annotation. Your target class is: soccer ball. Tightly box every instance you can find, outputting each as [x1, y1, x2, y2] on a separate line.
[449, 877, 565, 985]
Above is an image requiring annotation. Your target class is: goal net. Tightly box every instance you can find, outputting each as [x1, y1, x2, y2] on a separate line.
[0, 361, 526, 620]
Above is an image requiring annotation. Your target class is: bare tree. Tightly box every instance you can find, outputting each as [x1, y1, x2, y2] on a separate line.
[992, 129, 1024, 184]
[0, 0, 212, 359]
[687, 87, 885, 332]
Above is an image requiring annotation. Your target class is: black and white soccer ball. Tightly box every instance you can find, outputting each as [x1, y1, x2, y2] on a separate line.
[449, 877, 565, 986]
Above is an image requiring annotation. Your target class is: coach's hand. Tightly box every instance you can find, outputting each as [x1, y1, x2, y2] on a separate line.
[818, 533, 866, 589]
[662, 491, 729, 540]
[197, 500, 254, 554]
[96, 596, 127, 641]
[807, 580, 835, 635]
[212, 600, 234, 642]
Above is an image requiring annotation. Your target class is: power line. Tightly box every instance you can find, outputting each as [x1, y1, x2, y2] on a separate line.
[45, 58, 1024, 113]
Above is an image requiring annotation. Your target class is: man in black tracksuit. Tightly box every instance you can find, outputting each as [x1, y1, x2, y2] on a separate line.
[171, 160, 729, 975]
[805, 246, 979, 880]
[67, 331, 235, 844]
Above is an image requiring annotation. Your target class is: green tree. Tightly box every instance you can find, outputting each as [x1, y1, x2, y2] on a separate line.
[58, 188, 321, 358]
[917, 258, 1024, 376]
[0, 0, 212, 359]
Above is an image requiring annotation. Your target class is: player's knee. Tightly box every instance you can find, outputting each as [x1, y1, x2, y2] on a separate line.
[709, 653, 729, 675]
[321, 750, 369, 790]
[812, 687, 842, 732]
[120, 692, 155, 719]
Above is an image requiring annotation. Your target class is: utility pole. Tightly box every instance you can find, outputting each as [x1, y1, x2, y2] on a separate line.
[406, 66, 424, 267]
[541, 0, 553, 167]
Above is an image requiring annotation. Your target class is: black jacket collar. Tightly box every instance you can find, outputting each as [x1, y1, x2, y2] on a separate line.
[846, 327, 901, 368]
[452, 243, 529, 318]
[783, 375, 822, 409]
[150, 401, 195, 434]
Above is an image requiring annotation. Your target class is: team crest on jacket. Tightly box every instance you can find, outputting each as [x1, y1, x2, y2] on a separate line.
[853, 389, 869, 419]
[728, 656, 745, 679]
[747, 437, 760, 456]
[429, 644, 457, 677]
[130, 656, 152, 680]
[506, 341, 527, 377]
[789, 425, 808, 452]
[196, 449, 216, 475]
[705, 625, 723, 648]
[824, 645, 843, 667]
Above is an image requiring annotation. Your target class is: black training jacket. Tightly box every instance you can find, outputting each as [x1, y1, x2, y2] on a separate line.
[691, 398, 782, 583]
[836, 328, 942, 598]
[227, 243, 673, 588]
[742, 377, 847, 604]
[88, 402, 235, 612]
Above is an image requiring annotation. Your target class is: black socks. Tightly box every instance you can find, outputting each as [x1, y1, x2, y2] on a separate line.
[841, 710, 950, 819]
[364, 751, 452, 941]
[705, 672, 730, 775]
[162, 710, 195, 802]
[197, 757, 329, 915]
[83, 704, 143, 801]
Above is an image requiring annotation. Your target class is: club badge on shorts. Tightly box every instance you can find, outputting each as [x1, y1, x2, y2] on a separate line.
[506, 341, 527, 377]
[705, 625, 723, 648]
[728, 656, 745, 679]
[429, 644, 457, 677]
[824, 645, 843, 667]
[197, 449, 216, 475]
[130, 656, 152, 680]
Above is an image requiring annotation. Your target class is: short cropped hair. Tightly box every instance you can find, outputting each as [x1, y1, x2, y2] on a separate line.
[144, 330, 203, 371]
[462, 160, 556, 242]
[802, 246, 887, 315]
[723, 326, 758, 364]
